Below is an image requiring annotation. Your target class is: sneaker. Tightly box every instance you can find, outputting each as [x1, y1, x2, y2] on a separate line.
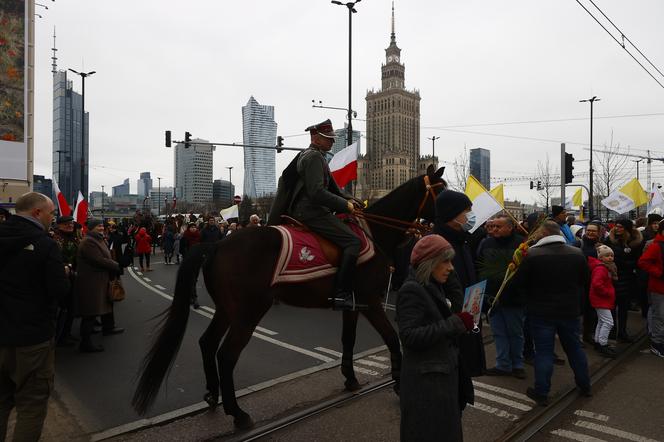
[651, 343, 664, 358]
[512, 368, 527, 380]
[526, 387, 548, 406]
[485, 367, 512, 376]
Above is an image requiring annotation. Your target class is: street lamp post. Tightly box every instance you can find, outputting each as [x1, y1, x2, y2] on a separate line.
[101, 185, 104, 220]
[68, 68, 95, 201]
[428, 136, 440, 162]
[226, 166, 233, 205]
[157, 177, 161, 216]
[580, 96, 600, 220]
[633, 159, 643, 218]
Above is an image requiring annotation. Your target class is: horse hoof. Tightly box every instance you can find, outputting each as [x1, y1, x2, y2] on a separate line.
[204, 392, 218, 408]
[345, 379, 361, 392]
[234, 413, 254, 430]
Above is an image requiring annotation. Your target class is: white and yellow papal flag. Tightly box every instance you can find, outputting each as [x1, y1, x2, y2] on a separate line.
[219, 204, 239, 220]
[489, 184, 505, 207]
[465, 175, 504, 233]
[601, 178, 649, 214]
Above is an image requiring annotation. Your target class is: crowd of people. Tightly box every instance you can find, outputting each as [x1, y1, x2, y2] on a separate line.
[395, 189, 664, 441]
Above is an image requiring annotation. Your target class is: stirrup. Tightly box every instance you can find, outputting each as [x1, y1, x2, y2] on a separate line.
[328, 292, 368, 311]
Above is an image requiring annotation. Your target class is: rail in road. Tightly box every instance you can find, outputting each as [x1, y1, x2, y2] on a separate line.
[225, 332, 650, 442]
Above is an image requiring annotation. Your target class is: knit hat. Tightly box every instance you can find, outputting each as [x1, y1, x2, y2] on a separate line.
[87, 218, 103, 230]
[435, 190, 472, 224]
[647, 213, 663, 225]
[410, 234, 454, 265]
[551, 205, 565, 218]
[596, 244, 614, 259]
[615, 218, 633, 230]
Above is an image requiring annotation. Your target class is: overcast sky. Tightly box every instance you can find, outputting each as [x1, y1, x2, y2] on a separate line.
[32, 0, 664, 205]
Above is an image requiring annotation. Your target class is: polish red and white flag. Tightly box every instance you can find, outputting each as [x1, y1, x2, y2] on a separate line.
[72, 191, 89, 227]
[329, 141, 359, 188]
[52, 179, 71, 216]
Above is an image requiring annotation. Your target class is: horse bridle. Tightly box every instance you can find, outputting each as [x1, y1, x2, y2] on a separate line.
[353, 175, 446, 235]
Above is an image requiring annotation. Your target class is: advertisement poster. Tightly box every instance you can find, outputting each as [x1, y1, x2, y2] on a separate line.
[462, 280, 487, 325]
[0, 0, 28, 180]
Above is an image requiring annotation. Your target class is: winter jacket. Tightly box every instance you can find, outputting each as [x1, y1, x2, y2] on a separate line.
[588, 257, 615, 309]
[135, 228, 152, 254]
[432, 224, 477, 289]
[476, 232, 525, 308]
[180, 229, 201, 257]
[605, 228, 644, 297]
[580, 236, 601, 259]
[0, 215, 70, 346]
[200, 224, 223, 243]
[638, 234, 664, 296]
[74, 231, 120, 317]
[513, 235, 589, 319]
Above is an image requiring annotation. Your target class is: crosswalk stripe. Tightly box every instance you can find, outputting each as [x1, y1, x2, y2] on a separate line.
[314, 347, 342, 358]
[550, 429, 608, 442]
[353, 365, 379, 376]
[143, 278, 151, 282]
[355, 359, 389, 370]
[199, 305, 278, 336]
[474, 390, 532, 412]
[473, 380, 536, 403]
[369, 355, 389, 362]
[574, 410, 610, 422]
[574, 421, 660, 442]
[470, 402, 519, 421]
[154, 285, 166, 290]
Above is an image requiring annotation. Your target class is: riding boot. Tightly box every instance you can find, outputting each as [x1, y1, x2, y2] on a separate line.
[330, 253, 359, 311]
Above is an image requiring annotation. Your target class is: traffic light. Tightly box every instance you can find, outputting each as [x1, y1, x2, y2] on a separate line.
[529, 180, 534, 190]
[165, 130, 171, 147]
[276, 135, 284, 153]
[184, 131, 192, 149]
[564, 153, 574, 184]
[537, 181, 542, 191]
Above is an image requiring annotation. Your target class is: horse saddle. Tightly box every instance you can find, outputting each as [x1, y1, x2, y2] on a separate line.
[269, 214, 375, 286]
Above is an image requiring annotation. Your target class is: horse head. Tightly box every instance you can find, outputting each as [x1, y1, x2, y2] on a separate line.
[416, 164, 447, 223]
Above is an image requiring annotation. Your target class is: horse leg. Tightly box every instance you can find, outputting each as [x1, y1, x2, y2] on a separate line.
[341, 310, 361, 391]
[362, 306, 402, 395]
[217, 323, 256, 429]
[198, 311, 228, 408]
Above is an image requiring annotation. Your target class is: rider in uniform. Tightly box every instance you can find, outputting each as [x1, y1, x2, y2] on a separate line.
[270, 119, 362, 310]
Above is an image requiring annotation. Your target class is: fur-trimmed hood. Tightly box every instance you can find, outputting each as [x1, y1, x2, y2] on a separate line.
[608, 228, 643, 249]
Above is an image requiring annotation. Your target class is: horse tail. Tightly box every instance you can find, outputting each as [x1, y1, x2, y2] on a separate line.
[132, 242, 214, 415]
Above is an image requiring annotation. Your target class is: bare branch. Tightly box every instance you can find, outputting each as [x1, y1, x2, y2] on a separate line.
[450, 145, 469, 192]
[536, 154, 559, 213]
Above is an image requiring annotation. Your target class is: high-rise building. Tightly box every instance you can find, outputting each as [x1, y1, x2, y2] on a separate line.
[149, 187, 174, 212]
[469, 148, 491, 190]
[174, 139, 215, 204]
[331, 124, 361, 155]
[359, 4, 421, 200]
[242, 96, 277, 199]
[89, 191, 107, 211]
[32, 175, 53, 200]
[137, 172, 152, 198]
[52, 70, 89, 205]
[213, 179, 235, 204]
[112, 178, 130, 197]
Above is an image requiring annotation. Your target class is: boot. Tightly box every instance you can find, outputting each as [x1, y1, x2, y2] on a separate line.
[329, 253, 361, 311]
[79, 336, 104, 353]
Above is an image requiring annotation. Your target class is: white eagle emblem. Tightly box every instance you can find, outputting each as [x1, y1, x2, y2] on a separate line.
[299, 246, 315, 263]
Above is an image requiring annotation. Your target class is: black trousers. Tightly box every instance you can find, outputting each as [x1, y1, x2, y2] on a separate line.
[302, 214, 361, 258]
[80, 312, 116, 338]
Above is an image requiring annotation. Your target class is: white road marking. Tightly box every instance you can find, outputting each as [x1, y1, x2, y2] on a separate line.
[470, 402, 519, 421]
[143, 278, 151, 282]
[355, 359, 390, 370]
[133, 266, 139, 270]
[574, 410, 610, 422]
[473, 380, 536, 404]
[574, 421, 660, 442]
[198, 305, 278, 336]
[314, 347, 343, 357]
[127, 268, 330, 363]
[550, 429, 608, 442]
[473, 390, 532, 412]
[135, 272, 143, 276]
[369, 355, 389, 362]
[353, 365, 379, 376]
[154, 284, 167, 290]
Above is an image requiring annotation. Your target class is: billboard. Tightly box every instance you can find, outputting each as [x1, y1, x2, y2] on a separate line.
[0, 0, 28, 181]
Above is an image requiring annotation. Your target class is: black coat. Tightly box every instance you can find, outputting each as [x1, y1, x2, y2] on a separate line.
[477, 233, 525, 308]
[433, 224, 477, 288]
[605, 229, 644, 298]
[0, 216, 69, 346]
[514, 235, 589, 319]
[200, 225, 223, 243]
[397, 274, 470, 442]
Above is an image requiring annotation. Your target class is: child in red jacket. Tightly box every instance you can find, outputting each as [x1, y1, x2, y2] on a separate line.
[588, 245, 618, 358]
[135, 227, 153, 272]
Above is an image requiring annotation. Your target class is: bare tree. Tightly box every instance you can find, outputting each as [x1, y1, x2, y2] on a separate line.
[450, 145, 469, 191]
[537, 154, 558, 214]
[593, 131, 630, 218]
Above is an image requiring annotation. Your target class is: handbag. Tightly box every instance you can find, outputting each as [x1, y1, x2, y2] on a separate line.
[108, 278, 126, 302]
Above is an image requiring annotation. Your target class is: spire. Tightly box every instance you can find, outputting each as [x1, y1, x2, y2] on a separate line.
[390, 1, 396, 43]
[51, 26, 58, 74]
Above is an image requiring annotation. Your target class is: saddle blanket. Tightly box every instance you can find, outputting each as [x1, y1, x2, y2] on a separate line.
[270, 216, 375, 286]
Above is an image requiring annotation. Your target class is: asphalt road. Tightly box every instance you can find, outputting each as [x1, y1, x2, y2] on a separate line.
[54, 252, 397, 435]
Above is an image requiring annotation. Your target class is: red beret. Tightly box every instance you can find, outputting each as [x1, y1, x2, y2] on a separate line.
[410, 234, 453, 265]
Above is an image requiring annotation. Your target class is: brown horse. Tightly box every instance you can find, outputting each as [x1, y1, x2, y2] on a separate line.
[132, 166, 446, 429]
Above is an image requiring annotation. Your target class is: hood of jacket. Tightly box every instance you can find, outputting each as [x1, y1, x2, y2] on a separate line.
[0, 216, 45, 256]
[608, 228, 643, 249]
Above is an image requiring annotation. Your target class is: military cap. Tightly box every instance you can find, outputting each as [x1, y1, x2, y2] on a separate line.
[305, 119, 336, 139]
[56, 215, 74, 224]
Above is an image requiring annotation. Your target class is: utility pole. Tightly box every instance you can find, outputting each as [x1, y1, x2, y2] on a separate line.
[157, 177, 161, 216]
[580, 96, 600, 220]
[226, 166, 233, 205]
[428, 136, 440, 163]
[101, 185, 104, 220]
[560, 143, 566, 211]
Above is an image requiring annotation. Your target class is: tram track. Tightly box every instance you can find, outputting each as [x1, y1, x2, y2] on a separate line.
[224, 329, 647, 442]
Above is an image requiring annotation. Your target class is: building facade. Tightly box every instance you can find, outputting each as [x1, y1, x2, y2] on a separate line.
[213, 179, 235, 205]
[359, 5, 421, 200]
[32, 175, 53, 200]
[137, 172, 152, 198]
[52, 70, 89, 206]
[242, 96, 277, 199]
[112, 178, 130, 197]
[174, 139, 215, 204]
[470, 148, 491, 190]
[149, 187, 174, 213]
[331, 125, 361, 155]
[89, 191, 107, 211]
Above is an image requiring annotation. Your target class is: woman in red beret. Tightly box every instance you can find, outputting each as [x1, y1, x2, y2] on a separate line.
[397, 234, 475, 442]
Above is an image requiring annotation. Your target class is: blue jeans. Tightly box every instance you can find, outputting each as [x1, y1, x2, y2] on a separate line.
[489, 306, 525, 371]
[529, 316, 591, 397]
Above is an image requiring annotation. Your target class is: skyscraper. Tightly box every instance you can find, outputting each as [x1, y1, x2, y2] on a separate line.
[359, 4, 420, 199]
[52, 70, 89, 205]
[331, 124, 361, 155]
[137, 172, 152, 198]
[112, 178, 130, 197]
[470, 148, 491, 190]
[213, 179, 235, 205]
[174, 139, 215, 204]
[242, 96, 277, 199]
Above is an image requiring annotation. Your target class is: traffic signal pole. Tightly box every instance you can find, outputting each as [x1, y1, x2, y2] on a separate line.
[561, 143, 566, 211]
